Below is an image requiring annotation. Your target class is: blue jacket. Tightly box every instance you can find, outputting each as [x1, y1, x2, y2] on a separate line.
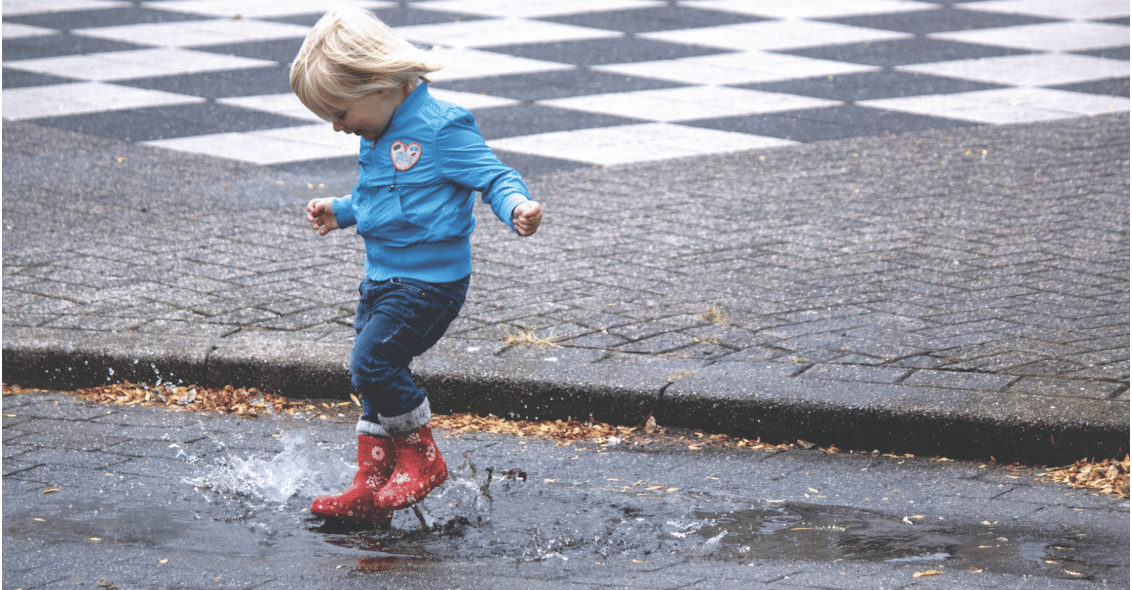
[332, 84, 530, 283]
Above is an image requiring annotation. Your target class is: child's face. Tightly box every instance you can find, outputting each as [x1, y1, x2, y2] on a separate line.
[325, 87, 406, 142]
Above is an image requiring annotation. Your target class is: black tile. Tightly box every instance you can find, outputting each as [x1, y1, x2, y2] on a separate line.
[27, 102, 308, 142]
[686, 105, 969, 142]
[823, 8, 1055, 34]
[1098, 16, 1130, 26]
[194, 38, 304, 62]
[3, 34, 146, 61]
[1052, 78, 1130, 98]
[431, 69, 686, 101]
[116, 64, 292, 99]
[1073, 46, 1130, 61]
[2, 68, 76, 88]
[468, 104, 643, 140]
[740, 70, 1005, 102]
[487, 150, 588, 177]
[2, 7, 205, 30]
[271, 156, 360, 180]
[371, 7, 491, 28]
[779, 38, 1033, 67]
[541, 5, 765, 34]
[487, 36, 728, 66]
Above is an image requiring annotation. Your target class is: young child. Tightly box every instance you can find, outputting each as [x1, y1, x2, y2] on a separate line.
[290, 7, 542, 526]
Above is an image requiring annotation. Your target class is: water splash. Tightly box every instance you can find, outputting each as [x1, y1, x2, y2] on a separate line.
[191, 418, 354, 505]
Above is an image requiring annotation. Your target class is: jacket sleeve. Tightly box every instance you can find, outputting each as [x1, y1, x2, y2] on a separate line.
[436, 109, 530, 231]
[331, 195, 357, 229]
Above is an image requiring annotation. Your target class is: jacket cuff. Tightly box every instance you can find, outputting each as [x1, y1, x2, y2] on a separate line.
[499, 192, 531, 231]
[332, 196, 357, 229]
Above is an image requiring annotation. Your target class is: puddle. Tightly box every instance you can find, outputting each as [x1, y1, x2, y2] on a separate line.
[63, 417, 1119, 584]
[685, 505, 1116, 581]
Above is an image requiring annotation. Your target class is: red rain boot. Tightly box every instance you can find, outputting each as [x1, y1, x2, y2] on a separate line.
[310, 434, 395, 526]
[374, 425, 447, 510]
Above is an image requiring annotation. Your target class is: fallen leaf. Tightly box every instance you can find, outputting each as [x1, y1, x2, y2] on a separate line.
[88, 537, 102, 542]
[42, 488, 60, 494]
[969, 567, 983, 573]
[913, 570, 942, 577]
[159, 559, 168, 564]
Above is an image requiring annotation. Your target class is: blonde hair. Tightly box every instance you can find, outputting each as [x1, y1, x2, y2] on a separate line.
[290, 7, 443, 121]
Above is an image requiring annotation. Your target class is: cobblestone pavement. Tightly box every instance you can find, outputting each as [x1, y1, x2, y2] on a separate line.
[3, 110, 1127, 463]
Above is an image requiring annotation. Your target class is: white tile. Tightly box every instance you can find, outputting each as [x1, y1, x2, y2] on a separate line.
[427, 89, 522, 111]
[595, 51, 876, 86]
[217, 93, 324, 122]
[414, 0, 663, 19]
[974, 88, 1130, 115]
[540, 86, 839, 122]
[3, 23, 61, 39]
[5, 48, 277, 82]
[932, 22, 1131, 53]
[142, 124, 359, 165]
[144, 0, 392, 18]
[861, 88, 1130, 124]
[1, 0, 128, 15]
[75, 18, 312, 48]
[642, 19, 910, 52]
[489, 123, 795, 166]
[2, 82, 205, 120]
[424, 47, 573, 82]
[960, 0, 1130, 20]
[691, 0, 935, 19]
[899, 53, 1131, 87]
[394, 18, 620, 49]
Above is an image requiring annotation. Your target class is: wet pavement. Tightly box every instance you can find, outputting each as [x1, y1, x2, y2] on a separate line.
[3, 391, 1128, 589]
[2, 3, 1130, 467]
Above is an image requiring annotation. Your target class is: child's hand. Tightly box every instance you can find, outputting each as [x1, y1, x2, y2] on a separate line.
[307, 198, 339, 235]
[512, 201, 542, 237]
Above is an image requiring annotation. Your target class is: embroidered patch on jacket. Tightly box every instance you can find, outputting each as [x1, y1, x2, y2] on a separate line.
[391, 140, 422, 171]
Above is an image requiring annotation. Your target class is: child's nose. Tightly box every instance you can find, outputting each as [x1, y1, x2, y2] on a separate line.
[333, 120, 346, 133]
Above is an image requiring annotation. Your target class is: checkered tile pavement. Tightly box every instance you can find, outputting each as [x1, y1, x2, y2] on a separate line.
[4, 0, 1129, 176]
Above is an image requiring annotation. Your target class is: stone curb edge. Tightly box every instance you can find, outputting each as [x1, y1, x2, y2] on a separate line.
[2, 327, 1126, 465]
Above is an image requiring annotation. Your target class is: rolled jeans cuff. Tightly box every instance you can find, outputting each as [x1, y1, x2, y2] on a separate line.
[379, 398, 431, 434]
[356, 419, 389, 439]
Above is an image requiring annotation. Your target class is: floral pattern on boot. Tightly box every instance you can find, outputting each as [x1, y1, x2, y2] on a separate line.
[310, 434, 395, 526]
[374, 425, 447, 510]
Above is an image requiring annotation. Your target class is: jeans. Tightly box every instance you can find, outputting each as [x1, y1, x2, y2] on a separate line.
[350, 276, 468, 424]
